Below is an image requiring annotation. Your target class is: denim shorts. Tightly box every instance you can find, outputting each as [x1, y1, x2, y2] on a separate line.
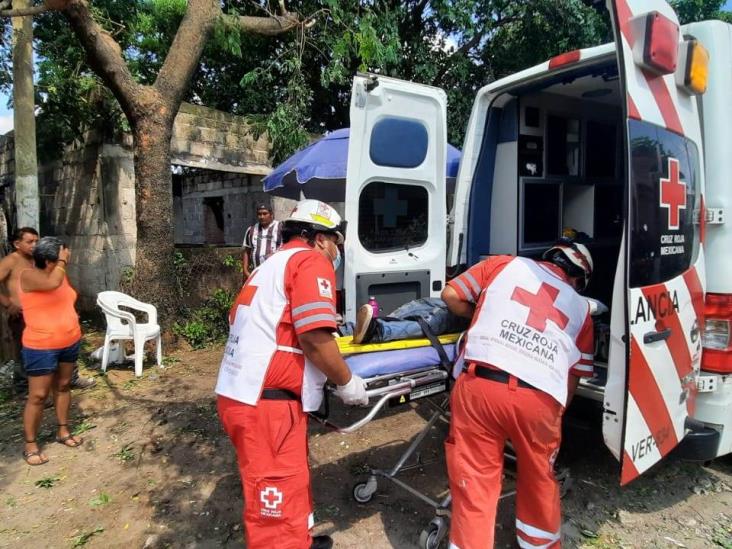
[21, 340, 81, 377]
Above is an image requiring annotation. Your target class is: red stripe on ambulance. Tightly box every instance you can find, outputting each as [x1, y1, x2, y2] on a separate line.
[641, 69, 685, 135]
[621, 450, 641, 486]
[615, 0, 685, 136]
[628, 337, 679, 455]
[682, 266, 704, 328]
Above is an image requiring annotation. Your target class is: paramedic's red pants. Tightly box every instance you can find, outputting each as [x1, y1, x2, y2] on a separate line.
[446, 369, 563, 549]
[217, 395, 312, 549]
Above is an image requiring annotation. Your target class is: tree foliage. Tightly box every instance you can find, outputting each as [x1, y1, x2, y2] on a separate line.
[5, 0, 729, 159]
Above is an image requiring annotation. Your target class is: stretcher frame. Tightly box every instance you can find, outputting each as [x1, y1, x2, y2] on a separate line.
[313, 362, 573, 549]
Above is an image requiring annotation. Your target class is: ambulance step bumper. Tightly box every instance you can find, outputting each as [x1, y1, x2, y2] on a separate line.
[672, 425, 721, 462]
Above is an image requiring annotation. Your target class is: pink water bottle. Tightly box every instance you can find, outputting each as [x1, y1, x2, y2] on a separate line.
[368, 296, 379, 318]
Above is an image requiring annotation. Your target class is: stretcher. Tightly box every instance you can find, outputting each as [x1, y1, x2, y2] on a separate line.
[313, 333, 572, 549]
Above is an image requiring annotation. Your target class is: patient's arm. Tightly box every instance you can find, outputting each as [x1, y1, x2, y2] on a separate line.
[441, 286, 475, 319]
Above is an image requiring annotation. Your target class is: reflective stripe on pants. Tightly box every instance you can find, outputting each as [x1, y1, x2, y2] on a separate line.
[447, 373, 563, 549]
[218, 395, 312, 549]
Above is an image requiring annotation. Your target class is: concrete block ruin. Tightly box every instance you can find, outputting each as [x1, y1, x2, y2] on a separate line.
[0, 103, 285, 313]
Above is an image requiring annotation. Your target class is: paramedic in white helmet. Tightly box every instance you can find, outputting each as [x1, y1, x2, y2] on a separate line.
[442, 237, 595, 549]
[215, 199, 368, 549]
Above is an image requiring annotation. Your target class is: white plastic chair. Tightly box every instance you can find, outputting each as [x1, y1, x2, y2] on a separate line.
[97, 290, 162, 377]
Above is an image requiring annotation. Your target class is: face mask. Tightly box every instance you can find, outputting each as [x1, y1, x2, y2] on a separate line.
[331, 246, 342, 271]
[318, 238, 341, 271]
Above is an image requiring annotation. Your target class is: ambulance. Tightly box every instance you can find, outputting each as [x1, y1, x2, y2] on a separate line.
[341, 0, 731, 484]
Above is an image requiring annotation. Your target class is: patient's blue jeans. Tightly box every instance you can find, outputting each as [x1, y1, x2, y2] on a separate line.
[342, 298, 467, 343]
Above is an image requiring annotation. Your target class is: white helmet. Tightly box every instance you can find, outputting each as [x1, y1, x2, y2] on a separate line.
[282, 199, 345, 244]
[542, 238, 594, 291]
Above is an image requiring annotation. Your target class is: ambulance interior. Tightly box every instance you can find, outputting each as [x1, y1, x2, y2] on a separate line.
[465, 58, 624, 395]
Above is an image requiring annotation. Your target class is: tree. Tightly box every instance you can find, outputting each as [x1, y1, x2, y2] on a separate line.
[1, 0, 306, 320]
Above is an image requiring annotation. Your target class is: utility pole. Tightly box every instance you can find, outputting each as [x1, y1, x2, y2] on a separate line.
[11, 0, 39, 229]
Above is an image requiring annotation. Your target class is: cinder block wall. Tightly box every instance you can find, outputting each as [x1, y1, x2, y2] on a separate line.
[175, 171, 269, 246]
[38, 134, 137, 311]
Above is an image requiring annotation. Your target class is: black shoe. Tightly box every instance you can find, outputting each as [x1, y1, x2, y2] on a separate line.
[311, 535, 333, 549]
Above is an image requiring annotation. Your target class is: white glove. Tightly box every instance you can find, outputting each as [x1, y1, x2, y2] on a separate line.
[334, 374, 368, 406]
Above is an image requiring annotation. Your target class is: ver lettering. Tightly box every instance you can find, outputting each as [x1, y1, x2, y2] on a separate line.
[631, 435, 657, 461]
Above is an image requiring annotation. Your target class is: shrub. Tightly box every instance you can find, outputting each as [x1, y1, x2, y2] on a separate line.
[173, 288, 235, 349]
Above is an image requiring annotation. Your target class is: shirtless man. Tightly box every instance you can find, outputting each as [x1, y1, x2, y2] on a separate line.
[0, 228, 95, 394]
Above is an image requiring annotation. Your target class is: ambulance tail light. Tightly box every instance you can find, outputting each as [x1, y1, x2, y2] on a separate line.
[630, 11, 679, 75]
[701, 293, 732, 373]
[676, 39, 709, 95]
[548, 50, 581, 70]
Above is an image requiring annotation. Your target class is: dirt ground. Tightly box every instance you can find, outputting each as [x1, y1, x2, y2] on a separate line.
[1, 337, 730, 549]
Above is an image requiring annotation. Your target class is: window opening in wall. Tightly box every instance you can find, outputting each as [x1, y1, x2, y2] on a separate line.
[204, 196, 225, 245]
[358, 182, 428, 252]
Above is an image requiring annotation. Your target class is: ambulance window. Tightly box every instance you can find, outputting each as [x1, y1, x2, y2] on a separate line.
[628, 121, 700, 288]
[358, 182, 428, 252]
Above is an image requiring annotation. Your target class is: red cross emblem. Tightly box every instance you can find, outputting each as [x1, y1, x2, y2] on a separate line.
[659, 157, 687, 230]
[511, 282, 569, 332]
[320, 279, 330, 290]
[260, 486, 283, 510]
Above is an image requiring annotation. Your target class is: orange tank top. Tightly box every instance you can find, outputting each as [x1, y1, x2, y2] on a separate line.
[18, 270, 82, 349]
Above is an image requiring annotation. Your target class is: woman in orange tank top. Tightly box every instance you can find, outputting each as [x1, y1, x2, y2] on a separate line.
[19, 237, 84, 465]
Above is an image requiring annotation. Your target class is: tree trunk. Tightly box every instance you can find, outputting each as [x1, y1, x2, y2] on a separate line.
[130, 107, 178, 322]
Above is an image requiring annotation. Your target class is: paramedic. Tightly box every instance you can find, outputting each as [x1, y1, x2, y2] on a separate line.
[442, 238, 595, 549]
[216, 199, 368, 549]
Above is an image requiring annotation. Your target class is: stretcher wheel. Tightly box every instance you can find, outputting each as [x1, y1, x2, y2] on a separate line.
[419, 517, 448, 549]
[352, 479, 377, 504]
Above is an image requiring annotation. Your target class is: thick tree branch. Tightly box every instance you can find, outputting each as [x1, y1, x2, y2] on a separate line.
[155, 0, 301, 107]
[235, 12, 301, 36]
[154, 0, 219, 106]
[0, 4, 47, 16]
[432, 32, 482, 86]
[61, 0, 147, 121]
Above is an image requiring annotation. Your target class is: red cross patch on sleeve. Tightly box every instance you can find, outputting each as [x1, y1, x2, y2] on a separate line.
[317, 277, 333, 299]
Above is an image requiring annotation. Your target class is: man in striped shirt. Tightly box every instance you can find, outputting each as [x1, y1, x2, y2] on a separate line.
[242, 203, 282, 279]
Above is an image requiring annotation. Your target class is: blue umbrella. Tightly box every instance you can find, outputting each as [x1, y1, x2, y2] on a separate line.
[263, 128, 461, 201]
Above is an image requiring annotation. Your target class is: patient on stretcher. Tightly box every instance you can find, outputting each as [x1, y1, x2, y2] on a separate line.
[340, 297, 469, 344]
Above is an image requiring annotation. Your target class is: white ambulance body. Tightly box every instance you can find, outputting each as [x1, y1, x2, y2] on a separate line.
[343, 0, 731, 483]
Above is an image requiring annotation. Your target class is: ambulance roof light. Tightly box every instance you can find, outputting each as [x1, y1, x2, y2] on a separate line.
[630, 11, 679, 75]
[548, 50, 581, 70]
[677, 39, 709, 95]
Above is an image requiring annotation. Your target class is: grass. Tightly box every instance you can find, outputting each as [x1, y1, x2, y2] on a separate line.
[73, 421, 97, 436]
[712, 527, 732, 549]
[71, 526, 104, 547]
[35, 476, 60, 489]
[5, 496, 16, 508]
[122, 379, 139, 391]
[113, 443, 136, 463]
[89, 493, 111, 507]
[162, 355, 180, 366]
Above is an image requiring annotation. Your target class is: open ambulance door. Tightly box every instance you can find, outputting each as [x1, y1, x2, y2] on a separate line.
[342, 74, 448, 323]
[603, 0, 706, 484]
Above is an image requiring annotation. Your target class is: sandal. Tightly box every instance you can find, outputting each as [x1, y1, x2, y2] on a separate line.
[22, 440, 49, 466]
[56, 424, 83, 448]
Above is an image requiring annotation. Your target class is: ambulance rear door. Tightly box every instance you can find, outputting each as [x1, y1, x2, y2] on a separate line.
[603, 0, 706, 484]
[343, 74, 448, 323]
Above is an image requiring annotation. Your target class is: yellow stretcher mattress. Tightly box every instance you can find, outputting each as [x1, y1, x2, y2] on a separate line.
[336, 333, 460, 356]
